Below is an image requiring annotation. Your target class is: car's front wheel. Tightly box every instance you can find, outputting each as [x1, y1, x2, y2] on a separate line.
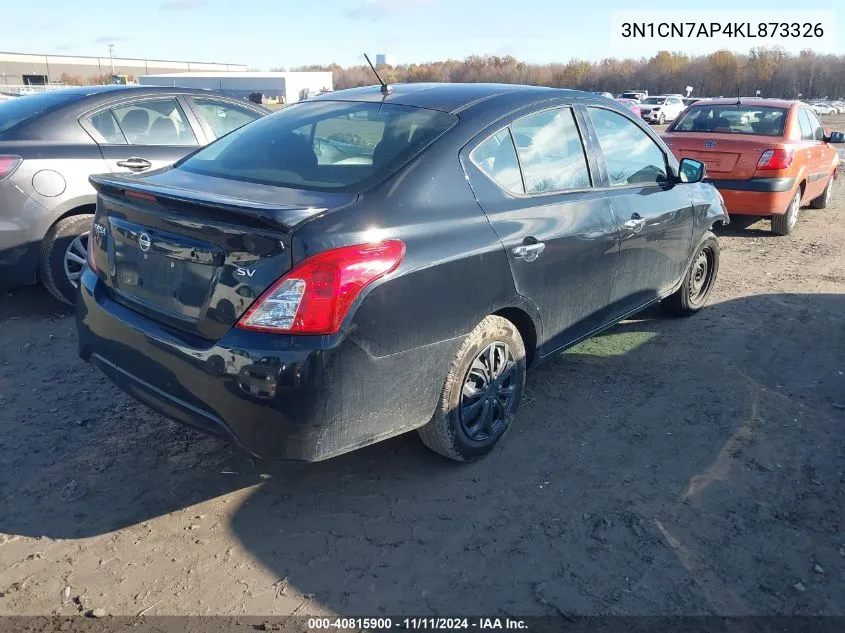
[40, 214, 93, 305]
[418, 315, 526, 462]
[658, 112, 666, 125]
[664, 232, 720, 316]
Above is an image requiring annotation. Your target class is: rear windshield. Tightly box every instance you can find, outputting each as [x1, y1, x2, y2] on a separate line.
[177, 100, 458, 191]
[672, 105, 787, 136]
[0, 91, 84, 134]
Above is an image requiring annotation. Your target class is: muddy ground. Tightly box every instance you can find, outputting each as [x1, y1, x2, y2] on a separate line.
[1, 143, 844, 617]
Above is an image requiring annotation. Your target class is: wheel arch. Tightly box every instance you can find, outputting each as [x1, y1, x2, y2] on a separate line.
[493, 306, 539, 369]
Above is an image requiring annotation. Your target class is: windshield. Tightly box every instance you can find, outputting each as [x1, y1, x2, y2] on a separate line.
[178, 100, 458, 191]
[642, 97, 666, 105]
[672, 105, 787, 136]
[0, 91, 84, 134]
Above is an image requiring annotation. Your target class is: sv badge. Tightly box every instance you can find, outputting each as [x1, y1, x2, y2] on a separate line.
[235, 267, 256, 278]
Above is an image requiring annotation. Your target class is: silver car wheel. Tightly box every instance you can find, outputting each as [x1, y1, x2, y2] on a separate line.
[63, 234, 88, 288]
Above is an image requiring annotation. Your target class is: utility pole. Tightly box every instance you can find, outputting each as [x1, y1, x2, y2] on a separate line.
[108, 44, 115, 76]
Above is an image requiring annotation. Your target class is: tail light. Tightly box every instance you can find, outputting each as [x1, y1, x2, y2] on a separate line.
[86, 223, 99, 273]
[238, 240, 406, 335]
[0, 155, 22, 181]
[757, 148, 794, 170]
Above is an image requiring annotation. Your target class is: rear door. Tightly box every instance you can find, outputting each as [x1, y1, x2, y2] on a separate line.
[463, 104, 621, 353]
[583, 105, 694, 313]
[81, 96, 207, 175]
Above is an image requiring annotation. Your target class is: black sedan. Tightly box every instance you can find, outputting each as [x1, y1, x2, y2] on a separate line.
[76, 83, 728, 463]
[0, 85, 268, 303]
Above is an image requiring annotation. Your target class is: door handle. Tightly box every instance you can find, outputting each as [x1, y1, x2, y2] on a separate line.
[624, 214, 646, 233]
[116, 157, 152, 171]
[512, 242, 546, 262]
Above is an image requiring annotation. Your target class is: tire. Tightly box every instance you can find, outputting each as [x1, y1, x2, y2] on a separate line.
[39, 214, 94, 305]
[771, 188, 801, 236]
[658, 112, 666, 125]
[663, 232, 720, 317]
[809, 175, 833, 209]
[418, 315, 526, 462]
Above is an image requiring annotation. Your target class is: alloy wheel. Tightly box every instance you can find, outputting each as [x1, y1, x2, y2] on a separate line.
[459, 342, 518, 442]
[63, 233, 88, 289]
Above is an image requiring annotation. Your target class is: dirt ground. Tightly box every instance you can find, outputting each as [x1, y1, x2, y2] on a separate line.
[1, 135, 844, 618]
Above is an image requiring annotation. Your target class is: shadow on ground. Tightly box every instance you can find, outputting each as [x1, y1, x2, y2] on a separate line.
[1, 293, 843, 615]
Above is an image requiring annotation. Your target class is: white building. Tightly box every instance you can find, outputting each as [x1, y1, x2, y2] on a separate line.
[139, 71, 333, 103]
[375, 54, 396, 66]
[0, 51, 244, 86]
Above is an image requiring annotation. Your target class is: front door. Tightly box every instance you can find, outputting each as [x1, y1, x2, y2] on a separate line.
[463, 105, 621, 354]
[583, 105, 695, 315]
[82, 96, 205, 175]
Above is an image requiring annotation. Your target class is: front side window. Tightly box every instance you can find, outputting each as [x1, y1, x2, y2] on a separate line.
[178, 101, 457, 191]
[588, 107, 668, 186]
[469, 128, 524, 194]
[192, 98, 262, 138]
[510, 108, 591, 194]
[111, 98, 198, 146]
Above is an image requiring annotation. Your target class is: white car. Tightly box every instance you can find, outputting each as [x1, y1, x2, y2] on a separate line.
[810, 103, 836, 115]
[639, 95, 686, 124]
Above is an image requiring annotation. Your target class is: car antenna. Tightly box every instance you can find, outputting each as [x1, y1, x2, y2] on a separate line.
[364, 54, 392, 96]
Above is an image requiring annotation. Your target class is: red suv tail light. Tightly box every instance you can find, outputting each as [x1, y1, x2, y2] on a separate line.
[237, 240, 406, 335]
[757, 148, 794, 170]
[0, 155, 22, 181]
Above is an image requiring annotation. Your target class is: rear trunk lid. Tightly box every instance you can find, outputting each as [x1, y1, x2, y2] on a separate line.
[88, 168, 357, 341]
[661, 132, 785, 180]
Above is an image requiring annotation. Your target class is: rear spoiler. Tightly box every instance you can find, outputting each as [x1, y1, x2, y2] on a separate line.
[89, 173, 328, 232]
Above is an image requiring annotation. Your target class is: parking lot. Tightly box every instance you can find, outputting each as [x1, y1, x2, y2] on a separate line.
[1, 116, 844, 618]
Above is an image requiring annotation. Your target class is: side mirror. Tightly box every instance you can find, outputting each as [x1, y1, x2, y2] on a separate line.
[678, 158, 706, 183]
[824, 131, 844, 144]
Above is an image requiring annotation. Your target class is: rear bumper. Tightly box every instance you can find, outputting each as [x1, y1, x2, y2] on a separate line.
[0, 183, 45, 289]
[708, 178, 796, 216]
[76, 269, 461, 461]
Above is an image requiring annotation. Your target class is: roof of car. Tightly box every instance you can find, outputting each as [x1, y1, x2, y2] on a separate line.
[308, 83, 588, 114]
[691, 97, 796, 108]
[52, 84, 234, 97]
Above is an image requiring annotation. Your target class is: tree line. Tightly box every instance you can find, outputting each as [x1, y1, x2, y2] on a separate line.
[289, 48, 845, 99]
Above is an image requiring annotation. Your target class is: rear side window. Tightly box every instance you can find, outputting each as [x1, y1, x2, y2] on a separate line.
[587, 107, 668, 187]
[470, 129, 524, 194]
[178, 101, 458, 192]
[192, 98, 262, 138]
[86, 109, 126, 145]
[110, 99, 198, 146]
[673, 105, 787, 136]
[510, 108, 591, 193]
[804, 109, 825, 141]
[797, 109, 815, 141]
[0, 91, 84, 134]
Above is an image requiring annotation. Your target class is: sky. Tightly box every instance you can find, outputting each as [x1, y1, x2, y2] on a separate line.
[2, 0, 842, 69]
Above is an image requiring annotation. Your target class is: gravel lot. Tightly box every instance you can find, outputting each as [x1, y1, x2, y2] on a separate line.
[1, 128, 844, 617]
